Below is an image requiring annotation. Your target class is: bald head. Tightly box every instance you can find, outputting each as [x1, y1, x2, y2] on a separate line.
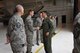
[14, 4, 24, 16]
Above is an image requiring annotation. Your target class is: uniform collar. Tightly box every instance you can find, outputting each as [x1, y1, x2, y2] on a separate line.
[28, 15, 32, 17]
[15, 13, 21, 17]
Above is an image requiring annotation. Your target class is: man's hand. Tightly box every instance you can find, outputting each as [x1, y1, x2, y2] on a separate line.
[5, 36, 10, 44]
[36, 27, 40, 30]
[46, 32, 49, 36]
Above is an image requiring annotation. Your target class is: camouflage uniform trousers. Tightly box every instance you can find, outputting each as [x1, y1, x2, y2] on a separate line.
[10, 43, 26, 53]
[36, 29, 43, 44]
[26, 33, 33, 53]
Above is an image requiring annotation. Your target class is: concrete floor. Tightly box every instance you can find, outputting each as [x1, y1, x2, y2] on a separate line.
[0, 23, 74, 53]
[38, 26, 74, 53]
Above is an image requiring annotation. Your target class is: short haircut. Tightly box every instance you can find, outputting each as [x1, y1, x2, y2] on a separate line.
[13, 4, 23, 14]
[42, 11, 48, 15]
[40, 11, 43, 13]
[42, 11, 50, 16]
[28, 9, 34, 15]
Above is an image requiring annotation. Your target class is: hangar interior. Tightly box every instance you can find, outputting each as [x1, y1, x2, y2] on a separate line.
[0, 0, 76, 53]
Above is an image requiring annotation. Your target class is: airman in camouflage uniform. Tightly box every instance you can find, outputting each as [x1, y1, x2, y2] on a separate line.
[6, 5, 26, 53]
[35, 12, 44, 45]
[50, 16, 56, 35]
[73, 12, 80, 53]
[25, 9, 34, 53]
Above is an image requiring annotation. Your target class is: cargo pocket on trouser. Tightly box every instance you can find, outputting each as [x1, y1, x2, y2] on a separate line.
[10, 43, 26, 53]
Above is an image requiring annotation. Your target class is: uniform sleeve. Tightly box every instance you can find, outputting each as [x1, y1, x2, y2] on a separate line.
[15, 21, 22, 29]
[6, 25, 10, 37]
[74, 16, 78, 25]
[42, 20, 50, 32]
[6, 19, 12, 37]
[36, 18, 42, 27]
[45, 22, 50, 32]
[48, 20, 54, 32]
[14, 18, 25, 32]
[25, 18, 34, 32]
[74, 13, 80, 25]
